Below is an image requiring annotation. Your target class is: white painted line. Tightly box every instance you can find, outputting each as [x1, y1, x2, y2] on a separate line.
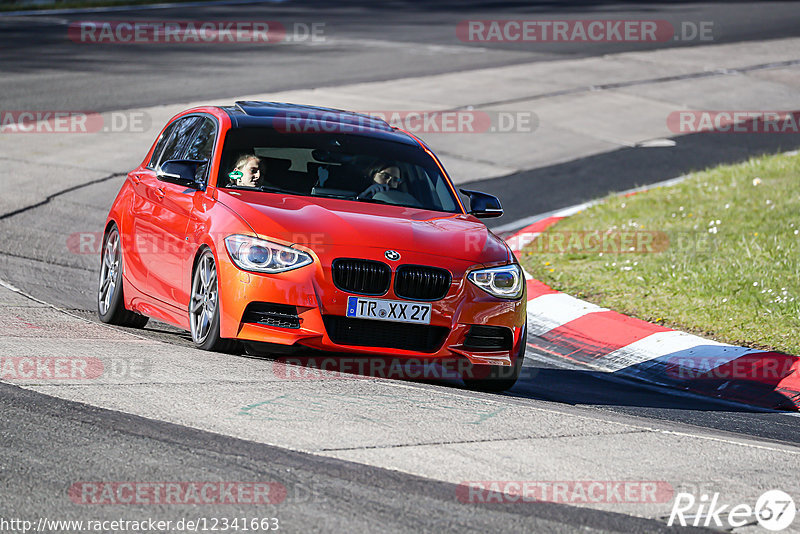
[328, 38, 490, 55]
[526, 293, 607, 336]
[500, 147, 798, 237]
[600, 330, 753, 374]
[635, 138, 676, 148]
[495, 174, 695, 235]
[0, 276, 155, 342]
[494, 202, 592, 234]
[654, 428, 800, 454]
[0, 278, 48, 306]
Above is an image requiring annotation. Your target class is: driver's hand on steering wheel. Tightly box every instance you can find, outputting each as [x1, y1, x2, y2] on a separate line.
[358, 182, 389, 199]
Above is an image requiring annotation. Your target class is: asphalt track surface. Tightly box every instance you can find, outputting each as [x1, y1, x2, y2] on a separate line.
[3, 1, 800, 224]
[3, 1, 800, 112]
[0, 381, 704, 533]
[1, 1, 799, 532]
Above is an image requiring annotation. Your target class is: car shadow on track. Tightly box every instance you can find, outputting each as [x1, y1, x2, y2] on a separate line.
[78, 314, 800, 444]
[106, 316, 785, 414]
[508, 366, 761, 411]
[507, 364, 800, 446]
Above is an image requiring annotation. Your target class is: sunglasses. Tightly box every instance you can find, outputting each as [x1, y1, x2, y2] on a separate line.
[376, 171, 401, 182]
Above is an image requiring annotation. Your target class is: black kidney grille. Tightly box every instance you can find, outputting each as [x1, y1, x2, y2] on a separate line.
[463, 325, 513, 351]
[323, 316, 449, 353]
[242, 302, 300, 329]
[394, 265, 451, 301]
[332, 259, 391, 295]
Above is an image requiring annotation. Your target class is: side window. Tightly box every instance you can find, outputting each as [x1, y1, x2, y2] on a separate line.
[147, 122, 178, 169]
[185, 118, 215, 160]
[184, 118, 217, 183]
[154, 116, 201, 169]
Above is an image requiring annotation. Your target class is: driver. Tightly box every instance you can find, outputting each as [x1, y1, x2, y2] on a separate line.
[228, 154, 262, 188]
[359, 164, 402, 199]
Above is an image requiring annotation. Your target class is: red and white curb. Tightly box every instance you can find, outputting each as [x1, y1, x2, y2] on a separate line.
[504, 208, 800, 411]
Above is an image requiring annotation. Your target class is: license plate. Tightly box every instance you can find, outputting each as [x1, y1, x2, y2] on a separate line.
[346, 296, 431, 325]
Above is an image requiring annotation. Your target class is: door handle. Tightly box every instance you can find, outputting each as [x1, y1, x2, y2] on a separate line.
[131, 174, 141, 185]
[154, 187, 165, 200]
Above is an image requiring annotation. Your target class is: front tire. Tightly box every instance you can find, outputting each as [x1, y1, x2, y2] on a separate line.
[97, 224, 149, 328]
[189, 249, 238, 353]
[462, 325, 526, 392]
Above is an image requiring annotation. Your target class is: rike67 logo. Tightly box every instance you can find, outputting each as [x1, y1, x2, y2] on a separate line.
[668, 490, 796, 531]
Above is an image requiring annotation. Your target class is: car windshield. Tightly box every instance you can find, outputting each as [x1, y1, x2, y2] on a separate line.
[218, 128, 461, 213]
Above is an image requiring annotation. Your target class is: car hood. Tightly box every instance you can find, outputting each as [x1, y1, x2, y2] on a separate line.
[217, 191, 510, 264]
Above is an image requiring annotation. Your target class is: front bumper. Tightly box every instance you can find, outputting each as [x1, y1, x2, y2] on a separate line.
[216, 245, 526, 366]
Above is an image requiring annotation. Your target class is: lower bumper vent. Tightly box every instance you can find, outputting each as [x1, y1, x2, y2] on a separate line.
[463, 325, 513, 351]
[323, 315, 449, 353]
[242, 303, 300, 329]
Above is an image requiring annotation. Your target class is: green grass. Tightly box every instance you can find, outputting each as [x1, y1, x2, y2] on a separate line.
[520, 151, 800, 354]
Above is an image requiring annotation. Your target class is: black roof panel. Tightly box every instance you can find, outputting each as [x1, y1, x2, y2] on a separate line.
[221, 101, 417, 146]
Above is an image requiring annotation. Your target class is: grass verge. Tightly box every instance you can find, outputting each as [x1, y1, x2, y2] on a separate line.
[519, 151, 800, 354]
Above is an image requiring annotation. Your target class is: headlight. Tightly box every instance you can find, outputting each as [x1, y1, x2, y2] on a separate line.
[467, 264, 524, 299]
[224, 235, 313, 273]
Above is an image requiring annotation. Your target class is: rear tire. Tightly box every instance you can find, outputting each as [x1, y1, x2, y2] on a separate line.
[189, 248, 239, 353]
[97, 224, 149, 328]
[462, 325, 526, 392]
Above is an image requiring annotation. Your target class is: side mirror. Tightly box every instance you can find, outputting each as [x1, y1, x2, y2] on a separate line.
[460, 189, 504, 218]
[157, 159, 207, 190]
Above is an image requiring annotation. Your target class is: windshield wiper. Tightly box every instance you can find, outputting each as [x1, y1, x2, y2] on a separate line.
[224, 185, 295, 194]
[312, 193, 356, 200]
[258, 185, 294, 194]
[356, 197, 392, 205]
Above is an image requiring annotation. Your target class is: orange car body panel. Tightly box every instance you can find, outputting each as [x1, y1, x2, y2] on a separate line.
[106, 105, 526, 367]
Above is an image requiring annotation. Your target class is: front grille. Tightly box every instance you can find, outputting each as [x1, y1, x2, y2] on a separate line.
[332, 259, 391, 295]
[242, 302, 300, 329]
[463, 325, 513, 351]
[394, 265, 451, 301]
[323, 316, 449, 353]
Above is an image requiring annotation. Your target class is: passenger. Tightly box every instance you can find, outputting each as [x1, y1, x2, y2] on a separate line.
[228, 155, 262, 188]
[359, 164, 402, 199]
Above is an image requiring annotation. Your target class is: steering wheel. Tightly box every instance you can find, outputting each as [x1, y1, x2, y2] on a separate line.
[357, 183, 389, 200]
